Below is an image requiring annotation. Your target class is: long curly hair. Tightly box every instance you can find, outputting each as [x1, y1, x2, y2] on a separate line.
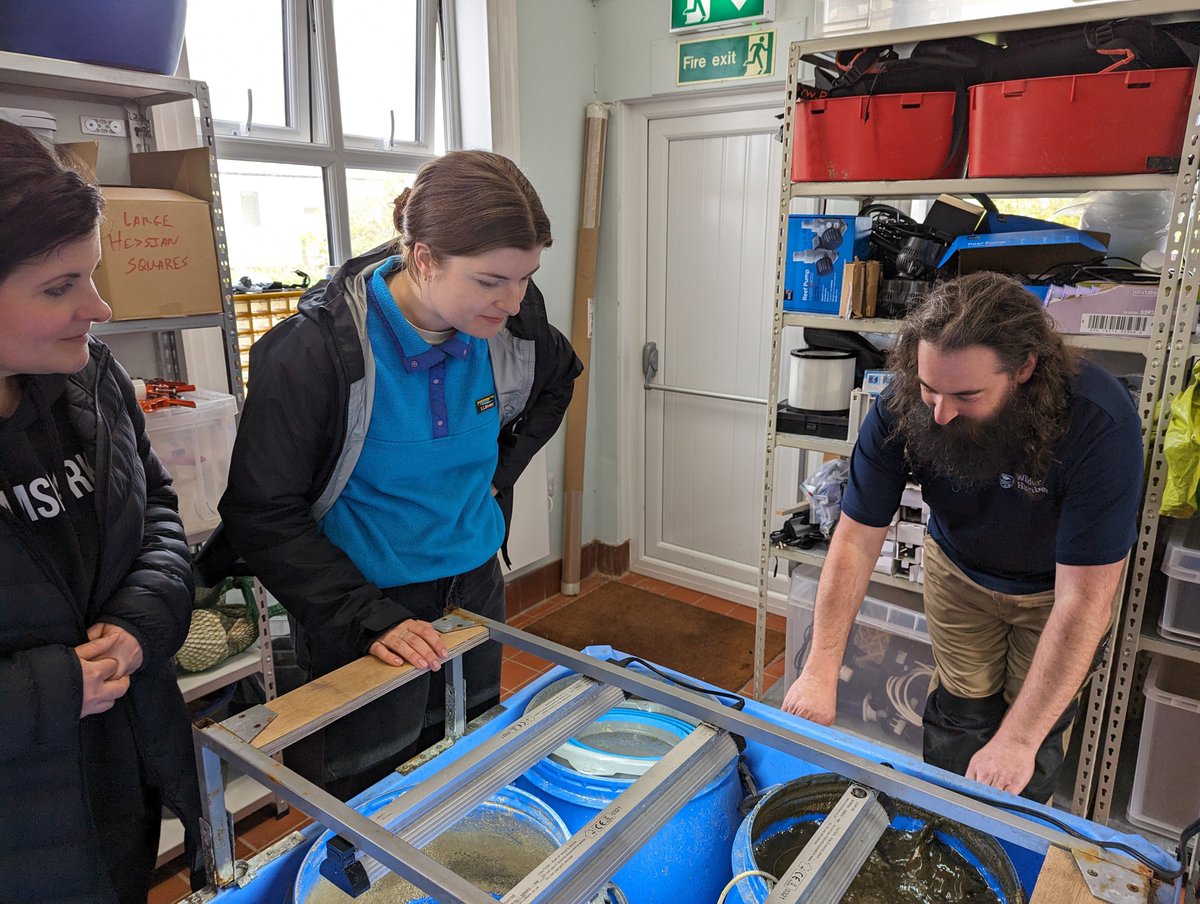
[887, 272, 1080, 482]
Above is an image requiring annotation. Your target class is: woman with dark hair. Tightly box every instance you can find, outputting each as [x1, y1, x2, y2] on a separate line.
[212, 150, 582, 797]
[0, 119, 201, 902]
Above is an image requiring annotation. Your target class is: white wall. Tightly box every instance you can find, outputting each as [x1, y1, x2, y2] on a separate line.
[514, 0, 817, 553]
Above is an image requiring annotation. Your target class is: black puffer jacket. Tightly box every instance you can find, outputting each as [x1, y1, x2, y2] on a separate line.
[0, 341, 201, 903]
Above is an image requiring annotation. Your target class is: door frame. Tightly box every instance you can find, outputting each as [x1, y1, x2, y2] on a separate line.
[615, 85, 786, 607]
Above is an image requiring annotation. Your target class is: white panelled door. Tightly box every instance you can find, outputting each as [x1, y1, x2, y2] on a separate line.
[642, 105, 800, 592]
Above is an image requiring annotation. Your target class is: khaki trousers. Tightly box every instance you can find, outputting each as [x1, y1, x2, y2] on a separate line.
[922, 538, 1057, 704]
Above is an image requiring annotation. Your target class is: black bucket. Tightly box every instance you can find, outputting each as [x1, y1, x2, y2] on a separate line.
[729, 773, 1027, 904]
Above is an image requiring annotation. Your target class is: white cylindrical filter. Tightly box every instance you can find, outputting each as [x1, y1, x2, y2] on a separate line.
[787, 348, 855, 413]
[0, 107, 57, 140]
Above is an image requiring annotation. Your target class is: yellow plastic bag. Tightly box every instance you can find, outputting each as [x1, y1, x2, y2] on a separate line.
[1162, 360, 1200, 518]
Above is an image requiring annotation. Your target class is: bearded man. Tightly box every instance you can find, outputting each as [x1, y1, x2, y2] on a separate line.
[782, 271, 1143, 803]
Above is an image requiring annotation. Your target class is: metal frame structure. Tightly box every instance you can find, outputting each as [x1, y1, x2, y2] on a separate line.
[192, 609, 1181, 904]
[752, 2, 1200, 828]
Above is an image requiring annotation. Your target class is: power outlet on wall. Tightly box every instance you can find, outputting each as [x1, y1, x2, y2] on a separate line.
[80, 115, 126, 137]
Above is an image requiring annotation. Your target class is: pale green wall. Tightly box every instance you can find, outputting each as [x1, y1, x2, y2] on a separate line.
[516, 0, 816, 554]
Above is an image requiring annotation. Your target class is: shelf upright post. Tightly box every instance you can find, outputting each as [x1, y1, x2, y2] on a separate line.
[193, 78, 246, 411]
[755, 41, 805, 699]
[1091, 62, 1200, 824]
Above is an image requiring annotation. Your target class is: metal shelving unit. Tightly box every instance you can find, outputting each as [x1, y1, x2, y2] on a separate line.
[0, 50, 275, 862]
[755, 2, 1200, 826]
[0, 49, 244, 401]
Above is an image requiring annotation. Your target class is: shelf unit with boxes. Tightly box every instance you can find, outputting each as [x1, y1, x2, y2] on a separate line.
[754, 0, 1200, 828]
[0, 51, 281, 863]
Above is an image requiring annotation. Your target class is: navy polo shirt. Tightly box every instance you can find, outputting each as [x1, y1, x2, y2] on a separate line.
[320, 257, 503, 587]
[842, 360, 1142, 594]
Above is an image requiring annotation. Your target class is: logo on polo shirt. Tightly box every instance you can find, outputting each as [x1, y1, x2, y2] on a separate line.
[998, 472, 1047, 495]
[475, 393, 496, 414]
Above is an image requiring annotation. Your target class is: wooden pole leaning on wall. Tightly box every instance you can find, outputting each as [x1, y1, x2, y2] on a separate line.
[560, 102, 610, 595]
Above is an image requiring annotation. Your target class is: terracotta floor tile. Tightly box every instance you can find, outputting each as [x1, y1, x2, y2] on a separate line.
[617, 572, 642, 585]
[509, 648, 553, 673]
[507, 610, 537, 629]
[725, 602, 757, 624]
[501, 658, 539, 690]
[577, 574, 609, 596]
[664, 585, 704, 604]
[692, 594, 736, 616]
[767, 612, 787, 634]
[632, 576, 676, 596]
[147, 870, 191, 904]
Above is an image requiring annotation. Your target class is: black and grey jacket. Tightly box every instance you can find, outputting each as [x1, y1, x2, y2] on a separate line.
[210, 245, 582, 674]
[0, 341, 200, 904]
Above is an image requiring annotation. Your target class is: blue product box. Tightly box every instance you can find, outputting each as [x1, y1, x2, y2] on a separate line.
[783, 214, 873, 315]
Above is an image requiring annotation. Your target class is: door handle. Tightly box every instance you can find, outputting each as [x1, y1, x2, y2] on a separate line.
[642, 341, 766, 406]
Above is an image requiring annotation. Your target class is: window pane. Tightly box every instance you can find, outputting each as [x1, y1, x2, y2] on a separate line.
[335, 0, 420, 143]
[347, 169, 417, 257]
[186, 0, 288, 129]
[218, 161, 330, 286]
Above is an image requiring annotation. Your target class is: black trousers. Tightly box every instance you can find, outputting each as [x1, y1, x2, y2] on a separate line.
[922, 686, 1079, 804]
[286, 556, 505, 801]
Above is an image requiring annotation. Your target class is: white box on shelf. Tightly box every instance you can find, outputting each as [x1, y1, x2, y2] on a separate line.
[901, 484, 924, 510]
[1159, 518, 1200, 646]
[786, 565, 932, 756]
[144, 389, 237, 540]
[1127, 656, 1200, 838]
[895, 521, 926, 547]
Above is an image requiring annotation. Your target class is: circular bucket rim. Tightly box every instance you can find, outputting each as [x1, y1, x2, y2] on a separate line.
[733, 774, 1028, 904]
[293, 784, 569, 903]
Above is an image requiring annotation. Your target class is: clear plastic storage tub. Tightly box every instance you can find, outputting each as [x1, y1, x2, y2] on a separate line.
[143, 389, 237, 541]
[785, 565, 932, 756]
[1159, 518, 1200, 646]
[1127, 656, 1200, 838]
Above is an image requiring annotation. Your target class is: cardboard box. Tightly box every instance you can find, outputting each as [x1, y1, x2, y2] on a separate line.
[783, 215, 872, 315]
[94, 148, 223, 321]
[838, 259, 881, 319]
[56, 140, 99, 180]
[1044, 283, 1157, 337]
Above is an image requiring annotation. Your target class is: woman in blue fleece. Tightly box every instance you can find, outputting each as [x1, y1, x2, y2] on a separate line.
[215, 151, 582, 797]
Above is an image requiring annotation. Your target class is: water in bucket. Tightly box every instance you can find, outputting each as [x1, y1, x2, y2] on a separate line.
[297, 786, 569, 904]
[728, 774, 1026, 904]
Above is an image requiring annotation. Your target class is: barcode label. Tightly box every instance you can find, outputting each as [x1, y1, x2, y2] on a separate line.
[1080, 313, 1150, 336]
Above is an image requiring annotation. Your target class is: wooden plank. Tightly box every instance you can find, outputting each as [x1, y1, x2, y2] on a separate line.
[250, 625, 489, 754]
[1030, 847, 1105, 904]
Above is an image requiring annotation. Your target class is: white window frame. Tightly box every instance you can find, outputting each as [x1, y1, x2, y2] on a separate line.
[200, 0, 464, 264]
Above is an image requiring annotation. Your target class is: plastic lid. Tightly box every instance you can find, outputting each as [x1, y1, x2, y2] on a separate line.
[526, 675, 701, 778]
[550, 708, 697, 778]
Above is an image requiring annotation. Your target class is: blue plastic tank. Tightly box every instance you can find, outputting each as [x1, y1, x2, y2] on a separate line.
[517, 677, 744, 904]
[0, 1, 187, 75]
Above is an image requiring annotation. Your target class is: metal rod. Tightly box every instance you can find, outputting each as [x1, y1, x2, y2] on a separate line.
[644, 379, 767, 406]
[355, 680, 627, 889]
[195, 723, 495, 903]
[466, 612, 1139, 865]
[502, 726, 739, 904]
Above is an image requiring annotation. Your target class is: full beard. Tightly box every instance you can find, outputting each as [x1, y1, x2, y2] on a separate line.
[899, 390, 1037, 489]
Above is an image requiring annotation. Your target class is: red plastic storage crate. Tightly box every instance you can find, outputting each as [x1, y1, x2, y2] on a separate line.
[968, 67, 1195, 178]
[791, 92, 965, 182]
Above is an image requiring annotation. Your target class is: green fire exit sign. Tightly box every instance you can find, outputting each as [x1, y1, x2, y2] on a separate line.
[671, 0, 774, 33]
[677, 30, 775, 85]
